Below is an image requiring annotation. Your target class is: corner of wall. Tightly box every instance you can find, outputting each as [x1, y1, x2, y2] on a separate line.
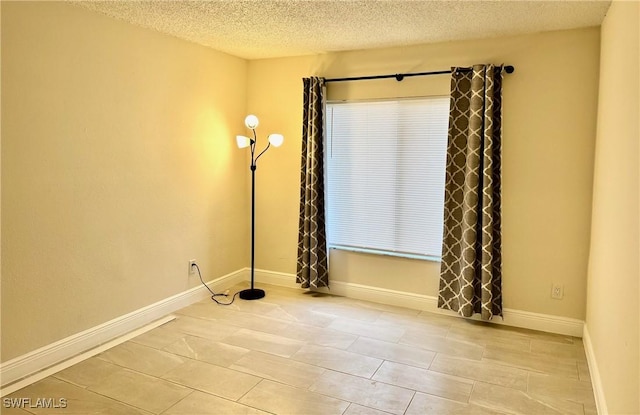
[582, 323, 609, 414]
[585, 1, 640, 413]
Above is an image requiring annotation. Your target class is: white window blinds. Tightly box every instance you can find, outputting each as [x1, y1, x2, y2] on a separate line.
[325, 97, 449, 259]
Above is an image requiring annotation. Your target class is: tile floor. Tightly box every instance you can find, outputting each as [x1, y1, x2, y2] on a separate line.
[4, 282, 597, 415]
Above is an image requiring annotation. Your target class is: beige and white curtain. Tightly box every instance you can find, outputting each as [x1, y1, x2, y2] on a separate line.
[438, 64, 504, 320]
[296, 77, 329, 289]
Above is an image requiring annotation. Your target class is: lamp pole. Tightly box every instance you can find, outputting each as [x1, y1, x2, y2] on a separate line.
[250, 163, 256, 292]
[240, 160, 264, 299]
[239, 129, 266, 300]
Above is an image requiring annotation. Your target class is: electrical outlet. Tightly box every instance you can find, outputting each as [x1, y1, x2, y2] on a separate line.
[188, 260, 197, 275]
[551, 284, 564, 300]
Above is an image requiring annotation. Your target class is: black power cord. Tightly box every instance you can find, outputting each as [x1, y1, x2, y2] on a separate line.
[192, 263, 239, 306]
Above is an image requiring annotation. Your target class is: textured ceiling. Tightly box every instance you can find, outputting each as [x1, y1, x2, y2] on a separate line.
[76, 1, 611, 60]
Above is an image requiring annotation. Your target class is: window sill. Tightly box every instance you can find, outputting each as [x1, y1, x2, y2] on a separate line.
[328, 245, 441, 263]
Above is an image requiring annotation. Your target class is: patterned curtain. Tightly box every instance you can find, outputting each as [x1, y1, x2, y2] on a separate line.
[296, 77, 329, 289]
[438, 64, 503, 320]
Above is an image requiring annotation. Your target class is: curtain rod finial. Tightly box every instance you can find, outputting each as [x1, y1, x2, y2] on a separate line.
[505, 65, 514, 74]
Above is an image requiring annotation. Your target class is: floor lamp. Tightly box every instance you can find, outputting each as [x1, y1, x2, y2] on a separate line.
[236, 115, 284, 300]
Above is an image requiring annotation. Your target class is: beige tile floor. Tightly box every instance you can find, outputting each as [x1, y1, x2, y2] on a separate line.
[4, 282, 597, 415]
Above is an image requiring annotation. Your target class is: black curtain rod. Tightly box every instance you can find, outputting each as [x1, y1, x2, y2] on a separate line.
[325, 65, 514, 83]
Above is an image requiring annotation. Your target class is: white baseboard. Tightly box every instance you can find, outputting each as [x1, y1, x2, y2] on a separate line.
[254, 268, 300, 289]
[254, 269, 584, 337]
[0, 315, 176, 397]
[583, 324, 607, 415]
[0, 268, 247, 395]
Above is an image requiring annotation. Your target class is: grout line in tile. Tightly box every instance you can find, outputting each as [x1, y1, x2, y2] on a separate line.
[401, 390, 417, 415]
[158, 389, 196, 415]
[59, 374, 162, 415]
[369, 358, 386, 380]
[426, 352, 437, 370]
[235, 377, 266, 403]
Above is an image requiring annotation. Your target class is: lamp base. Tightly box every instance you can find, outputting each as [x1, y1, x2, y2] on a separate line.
[239, 288, 265, 300]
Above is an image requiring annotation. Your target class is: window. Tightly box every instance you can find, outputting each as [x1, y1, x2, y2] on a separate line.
[325, 97, 449, 260]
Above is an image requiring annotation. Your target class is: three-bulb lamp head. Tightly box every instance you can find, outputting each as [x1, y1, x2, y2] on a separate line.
[236, 114, 283, 149]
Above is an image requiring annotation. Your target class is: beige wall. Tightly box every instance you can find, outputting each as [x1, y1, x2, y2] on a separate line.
[247, 27, 601, 320]
[586, 1, 639, 413]
[1, 2, 248, 361]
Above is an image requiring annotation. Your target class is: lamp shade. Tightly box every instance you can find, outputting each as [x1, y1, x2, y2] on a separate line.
[236, 135, 251, 148]
[244, 114, 259, 129]
[268, 133, 284, 147]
